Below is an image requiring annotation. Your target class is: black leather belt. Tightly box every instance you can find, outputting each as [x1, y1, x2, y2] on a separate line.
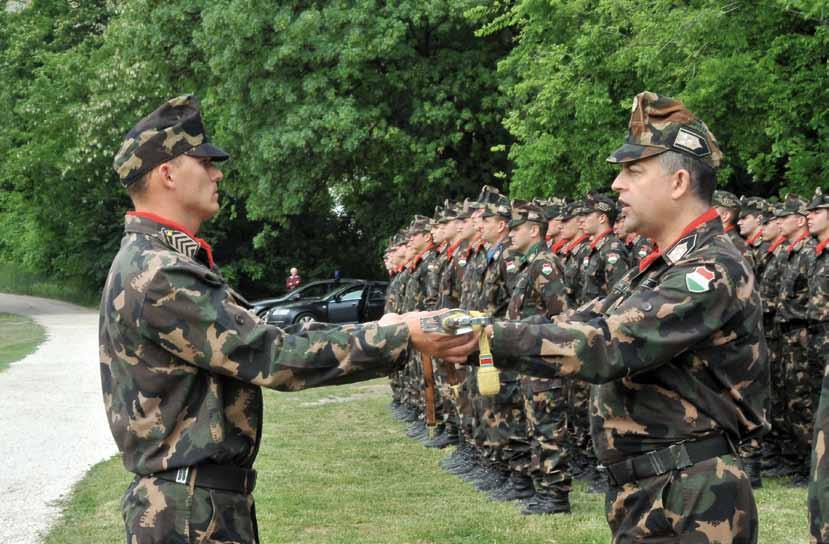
[604, 434, 732, 487]
[153, 464, 257, 495]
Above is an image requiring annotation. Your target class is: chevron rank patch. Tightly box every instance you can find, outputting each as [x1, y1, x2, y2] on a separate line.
[541, 262, 554, 276]
[160, 228, 199, 259]
[686, 266, 715, 293]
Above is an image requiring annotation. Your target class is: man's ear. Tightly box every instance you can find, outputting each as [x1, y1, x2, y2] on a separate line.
[670, 168, 692, 200]
[157, 162, 176, 190]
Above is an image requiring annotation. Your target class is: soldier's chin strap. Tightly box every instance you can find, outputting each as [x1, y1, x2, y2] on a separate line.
[420, 310, 500, 396]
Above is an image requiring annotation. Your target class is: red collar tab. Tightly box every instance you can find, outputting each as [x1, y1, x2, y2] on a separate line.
[564, 234, 589, 254]
[446, 239, 463, 259]
[768, 236, 787, 253]
[638, 208, 719, 272]
[127, 211, 215, 268]
[747, 230, 762, 246]
[551, 238, 569, 254]
[723, 223, 735, 234]
[786, 231, 811, 254]
[409, 243, 435, 270]
[817, 237, 829, 256]
[544, 234, 553, 244]
[437, 241, 449, 253]
[590, 228, 613, 250]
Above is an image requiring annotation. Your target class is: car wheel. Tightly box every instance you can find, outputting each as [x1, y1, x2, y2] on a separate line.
[294, 313, 316, 325]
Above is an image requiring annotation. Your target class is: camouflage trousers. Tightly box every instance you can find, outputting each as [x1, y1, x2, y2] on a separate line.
[763, 317, 785, 465]
[569, 379, 595, 468]
[807, 330, 829, 543]
[521, 376, 571, 491]
[605, 454, 757, 544]
[782, 326, 821, 461]
[478, 371, 529, 469]
[123, 476, 258, 544]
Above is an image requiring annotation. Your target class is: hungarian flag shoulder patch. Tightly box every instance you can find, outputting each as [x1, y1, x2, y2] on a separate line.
[685, 266, 715, 293]
[541, 262, 554, 276]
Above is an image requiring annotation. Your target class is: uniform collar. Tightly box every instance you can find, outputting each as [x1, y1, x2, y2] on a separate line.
[723, 223, 735, 234]
[747, 230, 763, 246]
[126, 211, 215, 268]
[563, 234, 588, 254]
[589, 228, 613, 250]
[551, 238, 569, 254]
[638, 208, 720, 272]
[786, 231, 811, 254]
[409, 243, 435, 271]
[768, 235, 787, 253]
[818, 237, 829, 256]
[446, 239, 463, 259]
[525, 241, 543, 261]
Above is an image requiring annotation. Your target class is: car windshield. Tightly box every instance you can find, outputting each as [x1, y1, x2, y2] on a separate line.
[324, 284, 365, 301]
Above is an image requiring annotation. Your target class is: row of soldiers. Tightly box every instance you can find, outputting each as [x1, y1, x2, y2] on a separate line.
[382, 184, 829, 515]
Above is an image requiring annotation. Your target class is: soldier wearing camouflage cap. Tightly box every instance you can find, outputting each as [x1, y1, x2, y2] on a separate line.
[807, 187, 829, 543]
[504, 200, 573, 513]
[774, 194, 818, 486]
[464, 91, 768, 543]
[713, 190, 755, 270]
[738, 196, 771, 277]
[101, 96, 474, 543]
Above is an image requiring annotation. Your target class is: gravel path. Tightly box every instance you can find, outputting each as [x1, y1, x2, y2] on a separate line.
[0, 293, 118, 544]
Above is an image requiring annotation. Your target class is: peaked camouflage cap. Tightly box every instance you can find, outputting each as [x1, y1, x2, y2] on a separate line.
[607, 91, 723, 169]
[807, 188, 829, 211]
[560, 201, 584, 221]
[712, 190, 741, 211]
[774, 193, 807, 218]
[481, 192, 512, 220]
[738, 196, 768, 219]
[433, 204, 445, 221]
[408, 215, 433, 235]
[533, 198, 564, 221]
[471, 185, 502, 209]
[508, 199, 546, 228]
[438, 199, 459, 223]
[584, 193, 618, 222]
[113, 95, 229, 186]
[456, 198, 475, 219]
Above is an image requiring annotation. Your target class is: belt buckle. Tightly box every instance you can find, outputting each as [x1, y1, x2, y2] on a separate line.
[668, 442, 692, 471]
[645, 449, 667, 476]
[175, 467, 190, 485]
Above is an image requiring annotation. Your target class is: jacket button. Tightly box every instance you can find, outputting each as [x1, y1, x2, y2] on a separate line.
[235, 314, 245, 325]
[641, 302, 653, 312]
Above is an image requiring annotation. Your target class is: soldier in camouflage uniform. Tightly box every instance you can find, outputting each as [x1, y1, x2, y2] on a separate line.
[738, 196, 770, 278]
[757, 208, 790, 475]
[401, 215, 440, 442]
[467, 190, 524, 494]
[574, 193, 630, 491]
[473, 92, 768, 543]
[806, 188, 829, 543]
[502, 200, 573, 514]
[774, 194, 818, 485]
[386, 233, 410, 417]
[713, 190, 755, 270]
[560, 203, 590, 305]
[547, 202, 571, 256]
[102, 96, 475, 543]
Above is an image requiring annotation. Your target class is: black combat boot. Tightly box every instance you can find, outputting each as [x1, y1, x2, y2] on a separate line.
[474, 468, 509, 492]
[521, 488, 571, 515]
[425, 426, 458, 449]
[742, 458, 763, 489]
[489, 473, 534, 501]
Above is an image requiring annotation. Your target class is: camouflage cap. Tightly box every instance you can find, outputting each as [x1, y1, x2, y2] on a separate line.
[508, 199, 546, 229]
[738, 196, 768, 219]
[113, 95, 229, 186]
[762, 203, 784, 224]
[481, 192, 512, 220]
[584, 193, 618, 222]
[433, 204, 445, 222]
[438, 199, 459, 223]
[774, 193, 807, 218]
[607, 91, 723, 169]
[533, 198, 563, 221]
[807, 187, 829, 211]
[559, 201, 581, 221]
[456, 198, 474, 220]
[712, 190, 741, 211]
[408, 215, 433, 235]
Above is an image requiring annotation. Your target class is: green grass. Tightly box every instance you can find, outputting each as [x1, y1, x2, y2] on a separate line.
[0, 262, 99, 308]
[43, 380, 809, 543]
[0, 312, 46, 372]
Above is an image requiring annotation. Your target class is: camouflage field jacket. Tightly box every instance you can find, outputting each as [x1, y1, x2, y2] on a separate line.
[100, 213, 410, 476]
[490, 209, 769, 465]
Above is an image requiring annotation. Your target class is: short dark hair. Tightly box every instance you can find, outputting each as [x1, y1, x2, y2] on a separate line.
[531, 221, 548, 240]
[658, 151, 717, 204]
[126, 171, 150, 200]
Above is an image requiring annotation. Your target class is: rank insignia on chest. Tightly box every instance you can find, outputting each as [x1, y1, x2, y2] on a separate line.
[541, 263, 554, 276]
[160, 227, 199, 259]
[458, 258, 467, 268]
[686, 266, 715, 293]
[583, 256, 590, 267]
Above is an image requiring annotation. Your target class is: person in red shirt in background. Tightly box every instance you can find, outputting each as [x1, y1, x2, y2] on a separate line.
[285, 267, 302, 291]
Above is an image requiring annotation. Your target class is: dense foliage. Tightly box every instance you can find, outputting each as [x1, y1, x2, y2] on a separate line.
[0, 0, 825, 297]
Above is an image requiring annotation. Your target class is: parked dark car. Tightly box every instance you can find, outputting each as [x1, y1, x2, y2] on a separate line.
[264, 280, 388, 326]
[250, 279, 360, 318]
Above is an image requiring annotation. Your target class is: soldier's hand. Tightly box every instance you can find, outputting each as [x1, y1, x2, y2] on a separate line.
[401, 311, 480, 363]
